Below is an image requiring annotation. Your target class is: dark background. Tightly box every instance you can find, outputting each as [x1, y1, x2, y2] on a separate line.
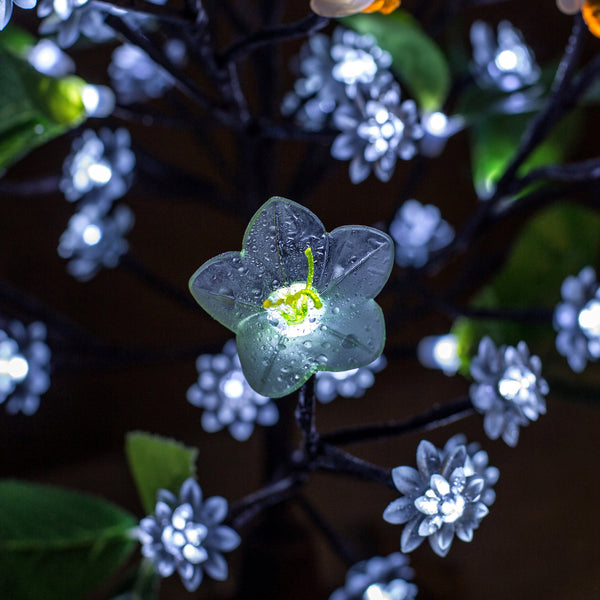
[1, 1, 599, 599]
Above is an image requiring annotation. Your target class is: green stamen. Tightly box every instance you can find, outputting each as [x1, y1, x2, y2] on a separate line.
[263, 246, 323, 325]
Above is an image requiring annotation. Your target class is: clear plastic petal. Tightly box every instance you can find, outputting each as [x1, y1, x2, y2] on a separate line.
[391, 466, 423, 496]
[416, 440, 441, 478]
[206, 525, 241, 552]
[203, 550, 229, 581]
[383, 496, 416, 524]
[400, 516, 426, 553]
[319, 226, 394, 300]
[200, 496, 228, 526]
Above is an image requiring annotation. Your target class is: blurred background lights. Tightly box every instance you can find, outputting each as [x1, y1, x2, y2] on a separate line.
[81, 84, 116, 118]
[364, 584, 389, 600]
[221, 372, 246, 401]
[0, 356, 29, 381]
[495, 48, 519, 72]
[498, 366, 537, 402]
[82, 223, 102, 246]
[333, 49, 378, 84]
[417, 334, 460, 375]
[27, 39, 74, 76]
[424, 111, 448, 135]
[86, 162, 112, 185]
[578, 299, 600, 337]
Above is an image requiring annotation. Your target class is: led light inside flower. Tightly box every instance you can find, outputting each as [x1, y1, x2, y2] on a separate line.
[0, 356, 29, 381]
[363, 584, 391, 600]
[82, 223, 103, 246]
[424, 111, 448, 136]
[578, 298, 600, 337]
[498, 365, 537, 403]
[495, 49, 519, 71]
[263, 247, 325, 337]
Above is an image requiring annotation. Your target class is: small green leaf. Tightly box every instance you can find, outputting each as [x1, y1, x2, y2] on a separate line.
[343, 10, 450, 111]
[0, 41, 86, 172]
[452, 203, 600, 369]
[470, 110, 581, 199]
[125, 432, 198, 514]
[0, 480, 137, 600]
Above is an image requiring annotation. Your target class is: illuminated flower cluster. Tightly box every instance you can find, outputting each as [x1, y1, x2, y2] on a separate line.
[554, 266, 600, 372]
[189, 197, 393, 398]
[186, 340, 279, 441]
[383, 439, 495, 557]
[109, 40, 187, 105]
[59, 128, 135, 280]
[282, 27, 392, 131]
[61, 128, 135, 207]
[329, 552, 416, 600]
[389, 199, 454, 268]
[0, 320, 50, 415]
[311, 0, 400, 18]
[470, 20, 540, 92]
[331, 72, 423, 183]
[58, 203, 134, 281]
[470, 337, 548, 446]
[315, 355, 386, 403]
[1, 0, 37, 31]
[137, 478, 240, 592]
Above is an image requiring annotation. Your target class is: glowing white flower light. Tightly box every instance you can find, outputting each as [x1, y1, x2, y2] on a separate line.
[0, 356, 29, 381]
[424, 111, 448, 135]
[27, 39, 75, 76]
[418, 334, 460, 375]
[577, 299, 600, 337]
[82, 223, 103, 246]
[81, 85, 116, 118]
[495, 49, 519, 72]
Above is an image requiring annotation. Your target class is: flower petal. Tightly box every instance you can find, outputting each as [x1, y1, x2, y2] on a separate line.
[383, 496, 416, 524]
[416, 440, 441, 478]
[200, 496, 228, 526]
[391, 466, 423, 495]
[242, 197, 328, 289]
[400, 515, 426, 553]
[203, 550, 229, 581]
[319, 226, 394, 300]
[189, 251, 264, 333]
[206, 525, 241, 552]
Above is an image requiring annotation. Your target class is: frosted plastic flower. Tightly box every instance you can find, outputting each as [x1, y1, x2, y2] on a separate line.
[109, 40, 186, 105]
[58, 203, 134, 281]
[315, 355, 386, 403]
[443, 434, 500, 507]
[329, 552, 415, 600]
[187, 339, 279, 441]
[311, 0, 400, 18]
[554, 266, 600, 372]
[137, 478, 240, 592]
[60, 128, 135, 209]
[383, 439, 494, 557]
[282, 28, 392, 131]
[390, 200, 454, 268]
[469, 337, 548, 447]
[1, 0, 37, 31]
[189, 197, 394, 398]
[331, 72, 423, 184]
[0, 320, 50, 415]
[470, 21, 540, 92]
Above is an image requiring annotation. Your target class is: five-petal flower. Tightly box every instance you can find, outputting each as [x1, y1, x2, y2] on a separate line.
[189, 197, 393, 398]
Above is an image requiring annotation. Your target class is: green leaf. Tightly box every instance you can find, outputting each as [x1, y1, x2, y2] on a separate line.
[342, 10, 450, 111]
[125, 432, 198, 514]
[0, 480, 137, 600]
[452, 203, 600, 370]
[470, 110, 581, 199]
[109, 561, 160, 600]
[0, 40, 87, 173]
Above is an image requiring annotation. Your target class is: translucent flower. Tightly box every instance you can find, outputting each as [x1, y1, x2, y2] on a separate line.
[189, 197, 394, 398]
[282, 28, 392, 131]
[1, 0, 35, 29]
[60, 128, 135, 209]
[0, 320, 51, 415]
[329, 552, 415, 600]
[469, 337, 548, 447]
[389, 200, 454, 268]
[310, 0, 400, 18]
[470, 21, 540, 92]
[137, 478, 241, 592]
[331, 72, 423, 184]
[383, 439, 494, 557]
[315, 354, 386, 403]
[109, 40, 187, 105]
[554, 266, 600, 372]
[186, 339, 279, 441]
[58, 203, 134, 281]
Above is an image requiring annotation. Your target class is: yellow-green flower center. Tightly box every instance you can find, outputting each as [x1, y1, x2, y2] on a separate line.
[263, 247, 324, 336]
